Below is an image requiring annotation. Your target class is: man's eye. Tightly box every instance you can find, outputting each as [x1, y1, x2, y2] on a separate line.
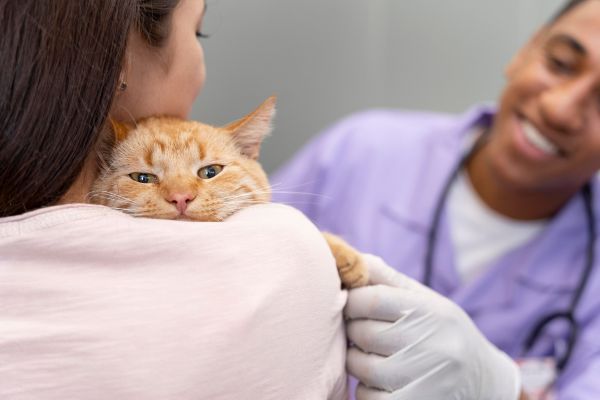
[198, 165, 223, 179]
[129, 172, 159, 184]
[546, 55, 575, 75]
[196, 31, 210, 39]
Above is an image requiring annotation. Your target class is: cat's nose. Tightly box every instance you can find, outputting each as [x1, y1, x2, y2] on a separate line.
[167, 193, 196, 214]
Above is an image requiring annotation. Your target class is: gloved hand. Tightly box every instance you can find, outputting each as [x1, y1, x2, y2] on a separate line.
[345, 254, 521, 400]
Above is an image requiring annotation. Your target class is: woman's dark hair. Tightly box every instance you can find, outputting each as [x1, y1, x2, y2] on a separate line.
[551, 0, 588, 23]
[0, 0, 180, 217]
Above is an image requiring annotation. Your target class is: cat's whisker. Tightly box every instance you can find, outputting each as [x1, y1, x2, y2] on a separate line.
[113, 105, 139, 130]
[255, 183, 278, 190]
[222, 186, 328, 200]
[95, 196, 137, 205]
[91, 191, 133, 201]
[225, 188, 273, 197]
[111, 204, 143, 212]
[87, 191, 137, 204]
[222, 200, 262, 208]
[217, 195, 263, 204]
[128, 210, 164, 218]
[103, 204, 133, 210]
[225, 196, 324, 207]
[107, 207, 144, 217]
[269, 200, 325, 205]
[111, 208, 142, 215]
[219, 193, 250, 199]
[226, 182, 273, 193]
[220, 199, 269, 208]
[221, 194, 268, 202]
[266, 182, 283, 189]
[269, 190, 332, 199]
[267, 180, 324, 191]
[108, 200, 155, 214]
[220, 192, 266, 201]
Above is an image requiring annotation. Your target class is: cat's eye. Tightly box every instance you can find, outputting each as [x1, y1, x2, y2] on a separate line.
[198, 165, 223, 179]
[129, 172, 159, 184]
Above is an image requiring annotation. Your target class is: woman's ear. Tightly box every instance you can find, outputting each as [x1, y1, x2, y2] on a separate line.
[109, 118, 134, 142]
[222, 96, 276, 160]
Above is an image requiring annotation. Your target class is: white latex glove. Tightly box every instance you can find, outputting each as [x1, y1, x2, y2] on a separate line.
[345, 254, 521, 400]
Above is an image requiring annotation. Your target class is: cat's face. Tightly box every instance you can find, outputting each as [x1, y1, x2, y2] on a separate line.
[92, 97, 274, 221]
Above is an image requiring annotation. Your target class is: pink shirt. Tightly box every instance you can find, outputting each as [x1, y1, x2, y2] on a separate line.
[0, 203, 347, 399]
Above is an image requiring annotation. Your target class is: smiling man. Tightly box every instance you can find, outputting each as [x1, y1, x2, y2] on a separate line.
[273, 0, 600, 398]
[470, 0, 600, 221]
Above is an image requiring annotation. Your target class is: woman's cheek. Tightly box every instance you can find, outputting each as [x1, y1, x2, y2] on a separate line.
[192, 46, 206, 97]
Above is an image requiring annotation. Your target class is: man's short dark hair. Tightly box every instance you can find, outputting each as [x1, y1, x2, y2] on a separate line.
[551, 0, 588, 23]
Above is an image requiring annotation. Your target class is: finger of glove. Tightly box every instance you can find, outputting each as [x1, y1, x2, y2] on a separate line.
[362, 254, 421, 289]
[344, 283, 421, 322]
[346, 319, 408, 357]
[356, 383, 443, 400]
[363, 254, 445, 303]
[355, 383, 393, 400]
[347, 347, 417, 392]
[357, 383, 440, 400]
[358, 380, 454, 400]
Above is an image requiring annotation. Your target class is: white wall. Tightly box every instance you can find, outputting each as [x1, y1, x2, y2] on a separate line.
[191, 0, 565, 172]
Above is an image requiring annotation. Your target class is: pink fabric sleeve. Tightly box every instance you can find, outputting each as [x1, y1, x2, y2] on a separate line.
[0, 203, 348, 400]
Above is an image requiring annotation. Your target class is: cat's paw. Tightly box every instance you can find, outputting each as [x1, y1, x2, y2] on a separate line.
[323, 232, 369, 288]
[336, 250, 369, 289]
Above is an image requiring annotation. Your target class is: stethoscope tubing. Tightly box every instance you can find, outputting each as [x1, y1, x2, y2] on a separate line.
[423, 130, 596, 373]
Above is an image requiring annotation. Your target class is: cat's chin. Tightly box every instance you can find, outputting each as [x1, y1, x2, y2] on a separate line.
[173, 214, 217, 222]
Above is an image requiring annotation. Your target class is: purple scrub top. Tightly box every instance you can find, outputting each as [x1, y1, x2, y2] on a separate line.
[271, 106, 600, 398]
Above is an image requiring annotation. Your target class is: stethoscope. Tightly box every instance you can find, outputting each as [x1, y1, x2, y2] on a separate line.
[423, 130, 596, 373]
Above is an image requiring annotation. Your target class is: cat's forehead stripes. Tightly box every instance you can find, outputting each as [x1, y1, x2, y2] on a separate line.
[117, 117, 242, 177]
[140, 117, 200, 133]
[198, 141, 205, 160]
[144, 146, 154, 167]
[155, 140, 167, 152]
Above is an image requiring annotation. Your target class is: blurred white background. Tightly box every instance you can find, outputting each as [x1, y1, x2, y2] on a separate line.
[191, 0, 564, 172]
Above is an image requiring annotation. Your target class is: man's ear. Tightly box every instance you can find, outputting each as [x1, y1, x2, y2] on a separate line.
[505, 28, 547, 79]
[222, 96, 276, 160]
[109, 118, 134, 142]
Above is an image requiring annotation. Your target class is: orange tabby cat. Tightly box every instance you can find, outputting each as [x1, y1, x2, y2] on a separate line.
[91, 97, 367, 288]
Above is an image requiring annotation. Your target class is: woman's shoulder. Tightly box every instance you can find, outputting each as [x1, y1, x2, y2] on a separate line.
[0, 203, 125, 238]
[226, 203, 323, 239]
[0, 202, 313, 236]
[0, 201, 342, 306]
[0, 203, 347, 399]
[0, 202, 335, 281]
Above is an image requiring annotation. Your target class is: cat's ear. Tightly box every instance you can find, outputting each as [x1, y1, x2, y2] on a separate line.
[109, 118, 134, 142]
[222, 96, 276, 160]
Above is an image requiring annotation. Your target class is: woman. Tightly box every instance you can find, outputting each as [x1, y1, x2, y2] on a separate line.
[0, 1, 347, 399]
[273, 0, 600, 398]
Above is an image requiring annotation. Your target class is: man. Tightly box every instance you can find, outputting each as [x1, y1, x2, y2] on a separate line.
[273, 0, 600, 398]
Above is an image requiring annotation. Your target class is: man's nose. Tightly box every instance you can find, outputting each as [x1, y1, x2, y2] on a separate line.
[539, 79, 591, 133]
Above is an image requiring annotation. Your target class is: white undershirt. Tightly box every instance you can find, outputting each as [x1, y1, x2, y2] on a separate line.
[447, 171, 548, 284]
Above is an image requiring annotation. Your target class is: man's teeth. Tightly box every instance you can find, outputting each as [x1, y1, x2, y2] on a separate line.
[522, 122, 559, 156]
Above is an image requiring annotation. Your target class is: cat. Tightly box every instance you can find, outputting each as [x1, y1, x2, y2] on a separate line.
[91, 97, 368, 288]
